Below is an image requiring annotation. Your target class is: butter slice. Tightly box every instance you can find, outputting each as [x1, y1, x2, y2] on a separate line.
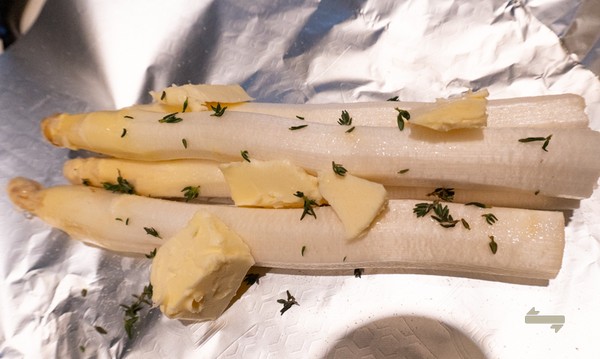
[410, 89, 488, 131]
[149, 84, 253, 112]
[150, 212, 254, 321]
[220, 159, 323, 208]
[318, 171, 387, 240]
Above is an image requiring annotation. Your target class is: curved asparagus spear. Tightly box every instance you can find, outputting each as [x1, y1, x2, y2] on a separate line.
[7, 177, 565, 280]
[42, 110, 600, 199]
[63, 157, 580, 210]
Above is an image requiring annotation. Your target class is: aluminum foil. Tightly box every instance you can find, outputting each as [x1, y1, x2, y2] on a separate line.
[1, 0, 600, 358]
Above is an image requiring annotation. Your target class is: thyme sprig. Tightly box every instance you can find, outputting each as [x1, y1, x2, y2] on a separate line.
[243, 273, 261, 286]
[395, 108, 410, 131]
[294, 191, 317, 220]
[210, 103, 227, 117]
[338, 110, 353, 126]
[181, 186, 200, 202]
[145, 248, 157, 259]
[121, 284, 153, 339]
[143, 227, 161, 238]
[354, 268, 364, 278]
[332, 161, 347, 176]
[102, 171, 135, 194]
[482, 213, 498, 225]
[277, 290, 299, 315]
[518, 135, 552, 151]
[241, 150, 250, 162]
[158, 112, 183, 123]
[430, 202, 460, 228]
[427, 187, 455, 202]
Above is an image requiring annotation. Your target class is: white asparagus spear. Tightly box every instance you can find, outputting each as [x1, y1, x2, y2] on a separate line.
[63, 157, 580, 210]
[42, 110, 600, 199]
[7, 177, 565, 280]
[224, 93, 589, 128]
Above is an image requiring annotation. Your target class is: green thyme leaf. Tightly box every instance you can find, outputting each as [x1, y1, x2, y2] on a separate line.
[332, 161, 348, 176]
[277, 290, 299, 315]
[395, 108, 410, 131]
[301, 246, 306, 256]
[289, 124, 308, 130]
[243, 273, 261, 285]
[124, 115, 134, 119]
[143, 227, 161, 238]
[145, 248, 157, 259]
[534, 190, 540, 195]
[387, 96, 399, 101]
[95, 326, 107, 335]
[160, 91, 166, 100]
[518, 135, 552, 152]
[181, 185, 200, 202]
[296, 115, 305, 120]
[158, 112, 183, 123]
[337, 110, 352, 126]
[465, 202, 490, 208]
[345, 126, 356, 133]
[397, 168, 409, 174]
[182, 138, 188, 148]
[293, 191, 317, 220]
[413, 202, 434, 217]
[427, 187, 455, 202]
[241, 150, 250, 162]
[210, 103, 227, 117]
[121, 128, 127, 138]
[489, 235, 498, 254]
[182, 97, 189, 113]
[461, 218, 470, 230]
[482, 213, 498, 225]
[102, 171, 135, 194]
[81, 288, 88, 297]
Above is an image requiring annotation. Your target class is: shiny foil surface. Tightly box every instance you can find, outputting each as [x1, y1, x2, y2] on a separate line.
[1, 0, 600, 358]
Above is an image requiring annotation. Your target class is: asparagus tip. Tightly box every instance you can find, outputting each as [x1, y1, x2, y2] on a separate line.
[7, 177, 44, 213]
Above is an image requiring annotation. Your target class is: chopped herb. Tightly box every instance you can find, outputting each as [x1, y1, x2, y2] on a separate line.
[210, 103, 227, 117]
[337, 110, 352, 126]
[158, 112, 183, 123]
[431, 202, 460, 228]
[277, 290, 299, 315]
[465, 202, 490, 208]
[413, 202, 435, 218]
[301, 246, 306, 256]
[120, 128, 127, 138]
[145, 248, 157, 259]
[397, 168, 409, 174]
[518, 134, 552, 151]
[82, 178, 91, 186]
[143, 227, 161, 238]
[79, 345, 85, 353]
[345, 126, 356, 133]
[294, 191, 318, 220]
[102, 171, 135, 194]
[243, 273, 261, 286]
[126, 218, 130, 225]
[534, 190, 540, 195]
[121, 284, 153, 339]
[489, 235, 498, 254]
[95, 326, 107, 335]
[115, 217, 130, 225]
[81, 288, 88, 297]
[427, 187, 455, 202]
[332, 161, 348, 176]
[296, 115, 305, 120]
[482, 213, 498, 225]
[343, 256, 347, 262]
[182, 138, 188, 148]
[160, 91, 166, 100]
[354, 268, 364, 278]
[387, 96, 399, 101]
[182, 97, 189, 112]
[181, 185, 200, 202]
[395, 108, 410, 131]
[124, 115, 134, 119]
[289, 124, 308, 130]
[241, 150, 250, 162]
[461, 218, 471, 230]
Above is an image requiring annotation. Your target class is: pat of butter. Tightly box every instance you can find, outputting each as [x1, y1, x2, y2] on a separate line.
[149, 84, 253, 112]
[220, 159, 323, 208]
[318, 171, 387, 240]
[410, 89, 488, 131]
[150, 211, 255, 321]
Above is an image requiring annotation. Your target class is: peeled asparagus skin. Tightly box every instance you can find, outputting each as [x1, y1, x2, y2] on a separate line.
[63, 157, 580, 210]
[7, 178, 565, 280]
[43, 110, 600, 199]
[220, 94, 589, 128]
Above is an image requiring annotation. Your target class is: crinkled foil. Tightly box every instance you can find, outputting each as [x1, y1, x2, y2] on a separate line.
[1, 0, 600, 358]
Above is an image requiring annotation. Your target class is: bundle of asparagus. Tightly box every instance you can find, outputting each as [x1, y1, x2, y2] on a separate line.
[7, 83, 600, 321]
